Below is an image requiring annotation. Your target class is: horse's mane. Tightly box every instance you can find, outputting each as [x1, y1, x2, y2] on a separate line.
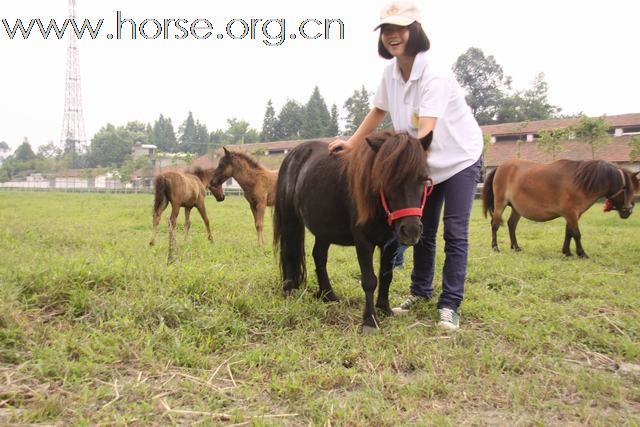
[574, 160, 624, 196]
[226, 150, 265, 171]
[190, 166, 214, 181]
[342, 131, 427, 225]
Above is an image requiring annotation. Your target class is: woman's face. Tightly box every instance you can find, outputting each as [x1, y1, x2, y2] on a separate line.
[381, 25, 410, 57]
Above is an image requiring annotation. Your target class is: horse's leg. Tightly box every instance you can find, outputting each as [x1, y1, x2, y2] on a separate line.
[566, 216, 588, 259]
[195, 203, 213, 242]
[150, 200, 168, 247]
[183, 207, 192, 242]
[507, 209, 522, 252]
[312, 239, 339, 302]
[490, 203, 507, 252]
[252, 202, 267, 245]
[375, 241, 396, 316]
[167, 204, 180, 263]
[562, 224, 573, 257]
[354, 237, 379, 332]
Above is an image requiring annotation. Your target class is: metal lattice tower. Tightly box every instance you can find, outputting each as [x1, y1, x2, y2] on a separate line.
[60, 0, 86, 164]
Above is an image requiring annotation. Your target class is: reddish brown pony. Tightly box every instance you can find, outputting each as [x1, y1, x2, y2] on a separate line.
[212, 147, 278, 244]
[482, 159, 640, 258]
[150, 167, 225, 261]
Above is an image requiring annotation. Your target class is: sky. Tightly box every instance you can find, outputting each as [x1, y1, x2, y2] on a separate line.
[1, 0, 639, 152]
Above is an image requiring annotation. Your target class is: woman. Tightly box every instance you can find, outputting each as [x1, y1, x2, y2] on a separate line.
[328, 0, 483, 330]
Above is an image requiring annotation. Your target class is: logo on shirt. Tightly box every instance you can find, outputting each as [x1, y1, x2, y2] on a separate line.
[410, 111, 419, 130]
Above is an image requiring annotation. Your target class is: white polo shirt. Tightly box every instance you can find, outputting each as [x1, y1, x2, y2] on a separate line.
[373, 51, 483, 184]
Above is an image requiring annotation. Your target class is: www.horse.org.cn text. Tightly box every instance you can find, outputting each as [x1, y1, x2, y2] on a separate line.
[1, 11, 346, 46]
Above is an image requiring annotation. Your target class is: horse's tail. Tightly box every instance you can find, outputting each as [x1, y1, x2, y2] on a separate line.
[482, 167, 497, 218]
[153, 175, 170, 215]
[273, 152, 307, 292]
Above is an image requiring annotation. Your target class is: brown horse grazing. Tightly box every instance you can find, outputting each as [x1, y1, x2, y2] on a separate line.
[150, 167, 225, 261]
[212, 147, 278, 244]
[482, 159, 640, 258]
[274, 131, 433, 332]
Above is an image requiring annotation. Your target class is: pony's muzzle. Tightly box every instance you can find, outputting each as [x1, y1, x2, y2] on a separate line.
[397, 219, 422, 245]
[619, 206, 633, 219]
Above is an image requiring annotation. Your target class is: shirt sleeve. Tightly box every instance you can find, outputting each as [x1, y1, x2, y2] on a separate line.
[419, 74, 449, 118]
[372, 75, 389, 112]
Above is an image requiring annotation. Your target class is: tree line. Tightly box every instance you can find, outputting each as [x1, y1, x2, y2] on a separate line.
[2, 47, 638, 182]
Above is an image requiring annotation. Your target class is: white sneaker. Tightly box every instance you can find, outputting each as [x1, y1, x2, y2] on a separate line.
[391, 295, 429, 316]
[437, 308, 460, 331]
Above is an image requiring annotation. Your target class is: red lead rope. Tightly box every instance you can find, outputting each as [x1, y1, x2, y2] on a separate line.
[380, 179, 434, 226]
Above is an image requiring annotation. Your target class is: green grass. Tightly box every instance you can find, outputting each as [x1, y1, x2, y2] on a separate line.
[0, 191, 639, 425]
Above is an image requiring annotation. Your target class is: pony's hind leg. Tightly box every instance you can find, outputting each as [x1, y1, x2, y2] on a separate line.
[490, 211, 504, 252]
[150, 203, 168, 246]
[490, 193, 508, 252]
[183, 207, 192, 242]
[167, 204, 181, 263]
[312, 239, 339, 302]
[150, 210, 162, 246]
[507, 209, 522, 251]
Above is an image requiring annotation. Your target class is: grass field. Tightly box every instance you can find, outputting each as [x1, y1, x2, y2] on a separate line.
[0, 191, 639, 426]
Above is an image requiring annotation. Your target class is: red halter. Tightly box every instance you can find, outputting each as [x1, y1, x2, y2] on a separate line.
[380, 179, 434, 226]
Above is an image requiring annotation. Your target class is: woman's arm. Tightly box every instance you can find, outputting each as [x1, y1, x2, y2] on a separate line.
[328, 107, 388, 154]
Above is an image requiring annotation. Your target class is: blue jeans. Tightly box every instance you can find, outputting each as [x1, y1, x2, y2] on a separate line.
[410, 158, 482, 311]
[393, 244, 408, 267]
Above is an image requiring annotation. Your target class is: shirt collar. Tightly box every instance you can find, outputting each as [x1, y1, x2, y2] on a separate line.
[391, 51, 429, 82]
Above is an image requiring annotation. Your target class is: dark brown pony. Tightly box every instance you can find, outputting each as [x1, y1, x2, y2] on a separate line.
[212, 147, 278, 244]
[482, 159, 640, 258]
[150, 167, 225, 261]
[274, 131, 432, 331]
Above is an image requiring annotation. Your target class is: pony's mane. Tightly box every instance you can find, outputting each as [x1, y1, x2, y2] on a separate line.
[190, 166, 214, 181]
[226, 150, 264, 170]
[574, 160, 624, 196]
[342, 131, 427, 225]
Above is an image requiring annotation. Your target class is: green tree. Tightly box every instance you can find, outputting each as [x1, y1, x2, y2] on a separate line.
[223, 118, 260, 145]
[88, 123, 134, 167]
[453, 47, 511, 125]
[37, 142, 62, 159]
[261, 99, 278, 142]
[150, 114, 178, 152]
[178, 111, 198, 152]
[327, 104, 340, 136]
[628, 135, 640, 162]
[119, 155, 152, 184]
[574, 115, 611, 160]
[275, 99, 304, 140]
[497, 73, 560, 123]
[0, 141, 9, 156]
[14, 138, 36, 161]
[537, 127, 569, 160]
[301, 86, 331, 139]
[343, 86, 371, 135]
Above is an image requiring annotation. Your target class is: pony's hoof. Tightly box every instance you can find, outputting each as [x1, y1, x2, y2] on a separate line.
[282, 280, 298, 295]
[361, 325, 380, 335]
[492, 246, 500, 253]
[511, 247, 522, 252]
[578, 253, 589, 259]
[149, 241, 155, 247]
[376, 304, 393, 317]
[316, 290, 339, 303]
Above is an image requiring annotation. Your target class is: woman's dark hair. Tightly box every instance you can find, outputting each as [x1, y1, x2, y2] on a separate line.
[378, 21, 430, 59]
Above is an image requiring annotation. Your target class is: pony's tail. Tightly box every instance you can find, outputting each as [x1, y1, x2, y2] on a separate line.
[273, 156, 307, 292]
[153, 175, 170, 215]
[482, 168, 497, 218]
